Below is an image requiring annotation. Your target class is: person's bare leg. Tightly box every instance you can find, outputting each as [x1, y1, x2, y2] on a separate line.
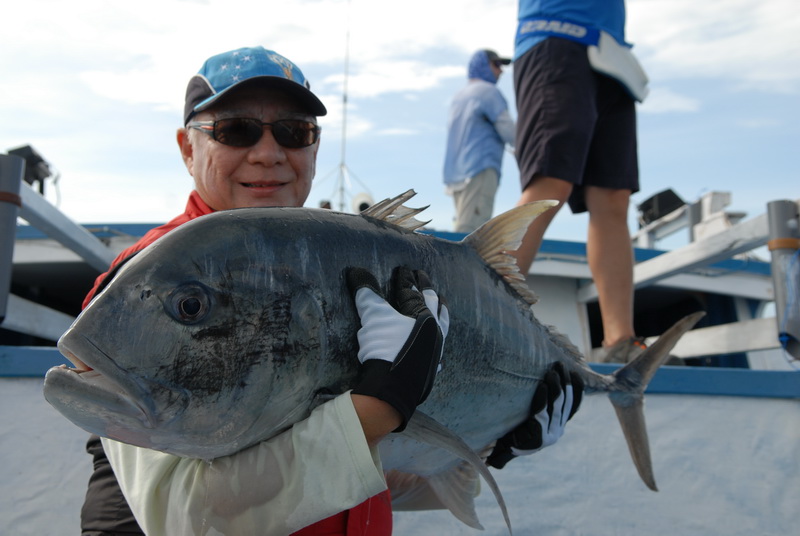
[513, 177, 573, 274]
[584, 186, 635, 347]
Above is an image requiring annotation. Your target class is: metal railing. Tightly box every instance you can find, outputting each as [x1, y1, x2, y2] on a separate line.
[2, 151, 799, 363]
[0, 152, 116, 341]
[587, 192, 800, 361]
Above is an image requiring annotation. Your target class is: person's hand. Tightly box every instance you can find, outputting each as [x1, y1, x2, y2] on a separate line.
[486, 362, 583, 469]
[346, 266, 449, 432]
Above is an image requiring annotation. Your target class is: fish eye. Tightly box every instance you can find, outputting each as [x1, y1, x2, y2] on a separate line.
[180, 297, 202, 317]
[167, 283, 211, 324]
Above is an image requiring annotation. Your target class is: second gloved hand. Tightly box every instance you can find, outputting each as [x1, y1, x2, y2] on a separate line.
[346, 266, 449, 432]
[486, 362, 583, 469]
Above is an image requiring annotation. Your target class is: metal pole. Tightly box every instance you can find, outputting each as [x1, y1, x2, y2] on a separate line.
[687, 199, 701, 243]
[767, 199, 800, 360]
[0, 154, 25, 325]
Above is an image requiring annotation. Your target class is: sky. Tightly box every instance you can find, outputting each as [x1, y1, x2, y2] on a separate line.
[2, 0, 798, 247]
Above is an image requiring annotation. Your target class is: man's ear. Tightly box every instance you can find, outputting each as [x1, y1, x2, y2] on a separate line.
[177, 128, 194, 175]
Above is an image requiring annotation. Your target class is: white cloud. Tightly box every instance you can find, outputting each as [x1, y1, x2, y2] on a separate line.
[740, 119, 783, 129]
[3, 0, 797, 229]
[329, 62, 464, 99]
[628, 0, 800, 92]
[376, 128, 418, 137]
[639, 87, 701, 114]
[7, 0, 796, 119]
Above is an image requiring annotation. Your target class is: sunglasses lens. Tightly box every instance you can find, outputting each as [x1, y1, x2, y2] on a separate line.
[272, 120, 319, 148]
[206, 118, 319, 148]
[215, 118, 264, 147]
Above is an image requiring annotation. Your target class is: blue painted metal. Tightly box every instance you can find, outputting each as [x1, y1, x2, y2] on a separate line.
[590, 363, 799, 399]
[1, 346, 68, 377]
[19, 223, 772, 277]
[421, 229, 772, 277]
[15, 222, 162, 240]
[2, 345, 796, 399]
[8, 222, 782, 394]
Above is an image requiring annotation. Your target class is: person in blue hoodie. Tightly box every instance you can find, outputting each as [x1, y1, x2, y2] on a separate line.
[443, 49, 516, 233]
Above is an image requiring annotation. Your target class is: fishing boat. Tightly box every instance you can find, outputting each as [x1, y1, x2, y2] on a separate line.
[1, 151, 797, 535]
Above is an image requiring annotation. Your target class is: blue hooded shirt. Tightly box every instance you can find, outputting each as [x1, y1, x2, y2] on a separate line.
[443, 50, 514, 186]
[468, 49, 499, 84]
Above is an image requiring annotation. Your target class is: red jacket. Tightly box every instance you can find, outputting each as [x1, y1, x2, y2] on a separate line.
[83, 190, 213, 308]
[84, 190, 393, 535]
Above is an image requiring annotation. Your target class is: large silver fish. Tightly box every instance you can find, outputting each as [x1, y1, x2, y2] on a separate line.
[44, 191, 702, 531]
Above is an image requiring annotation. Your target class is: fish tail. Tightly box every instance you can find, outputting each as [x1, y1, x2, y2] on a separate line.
[608, 311, 705, 491]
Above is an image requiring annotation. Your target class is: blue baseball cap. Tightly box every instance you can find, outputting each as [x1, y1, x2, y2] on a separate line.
[184, 46, 327, 124]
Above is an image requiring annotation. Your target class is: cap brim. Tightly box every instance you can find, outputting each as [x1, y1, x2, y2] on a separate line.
[187, 75, 327, 123]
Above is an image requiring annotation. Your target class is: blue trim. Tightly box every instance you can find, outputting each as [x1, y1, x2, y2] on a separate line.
[17, 223, 770, 277]
[422, 229, 464, 242]
[15, 223, 162, 240]
[0, 346, 68, 377]
[2, 346, 796, 399]
[423, 230, 771, 277]
[590, 363, 799, 399]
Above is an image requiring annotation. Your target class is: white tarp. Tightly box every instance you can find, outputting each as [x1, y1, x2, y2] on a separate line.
[2, 378, 798, 535]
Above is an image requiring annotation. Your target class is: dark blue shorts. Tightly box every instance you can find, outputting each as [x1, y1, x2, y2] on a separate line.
[514, 38, 639, 213]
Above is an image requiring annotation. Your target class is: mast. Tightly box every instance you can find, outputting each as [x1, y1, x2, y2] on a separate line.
[335, 0, 352, 212]
[322, 0, 371, 213]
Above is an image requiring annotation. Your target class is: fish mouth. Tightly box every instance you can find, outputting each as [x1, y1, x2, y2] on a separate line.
[48, 329, 155, 429]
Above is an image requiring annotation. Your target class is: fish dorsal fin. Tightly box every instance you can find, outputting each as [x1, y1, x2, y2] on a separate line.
[403, 411, 512, 534]
[361, 189, 430, 231]
[463, 200, 558, 305]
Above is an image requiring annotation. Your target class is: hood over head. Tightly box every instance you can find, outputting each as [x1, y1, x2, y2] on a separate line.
[467, 49, 511, 84]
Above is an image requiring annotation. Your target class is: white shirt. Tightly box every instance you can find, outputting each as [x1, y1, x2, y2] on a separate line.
[103, 393, 387, 536]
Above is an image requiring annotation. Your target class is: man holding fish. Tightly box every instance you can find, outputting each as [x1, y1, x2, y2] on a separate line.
[76, 46, 580, 535]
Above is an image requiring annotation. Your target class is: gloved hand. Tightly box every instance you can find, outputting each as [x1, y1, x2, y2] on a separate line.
[486, 362, 583, 469]
[347, 266, 449, 432]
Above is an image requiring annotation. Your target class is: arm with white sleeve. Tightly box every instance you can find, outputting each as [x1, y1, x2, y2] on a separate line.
[104, 393, 386, 536]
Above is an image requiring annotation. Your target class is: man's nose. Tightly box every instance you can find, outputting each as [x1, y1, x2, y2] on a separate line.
[247, 126, 286, 164]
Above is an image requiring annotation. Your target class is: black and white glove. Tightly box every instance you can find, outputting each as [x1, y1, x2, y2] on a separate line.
[346, 266, 449, 432]
[486, 362, 583, 469]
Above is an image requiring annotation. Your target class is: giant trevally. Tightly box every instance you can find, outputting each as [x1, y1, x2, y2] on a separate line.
[44, 190, 703, 531]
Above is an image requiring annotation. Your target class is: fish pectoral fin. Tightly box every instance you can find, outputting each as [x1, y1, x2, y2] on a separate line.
[386, 470, 448, 511]
[403, 411, 512, 534]
[463, 200, 558, 305]
[387, 467, 483, 529]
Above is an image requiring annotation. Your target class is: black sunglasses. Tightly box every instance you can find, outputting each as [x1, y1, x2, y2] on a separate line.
[187, 118, 320, 149]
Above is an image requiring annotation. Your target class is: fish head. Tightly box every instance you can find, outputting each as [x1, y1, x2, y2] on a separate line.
[44, 210, 357, 458]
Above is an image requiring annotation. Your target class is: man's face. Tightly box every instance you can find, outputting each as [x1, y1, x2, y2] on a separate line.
[179, 87, 319, 210]
[490, 61, 503, 81]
